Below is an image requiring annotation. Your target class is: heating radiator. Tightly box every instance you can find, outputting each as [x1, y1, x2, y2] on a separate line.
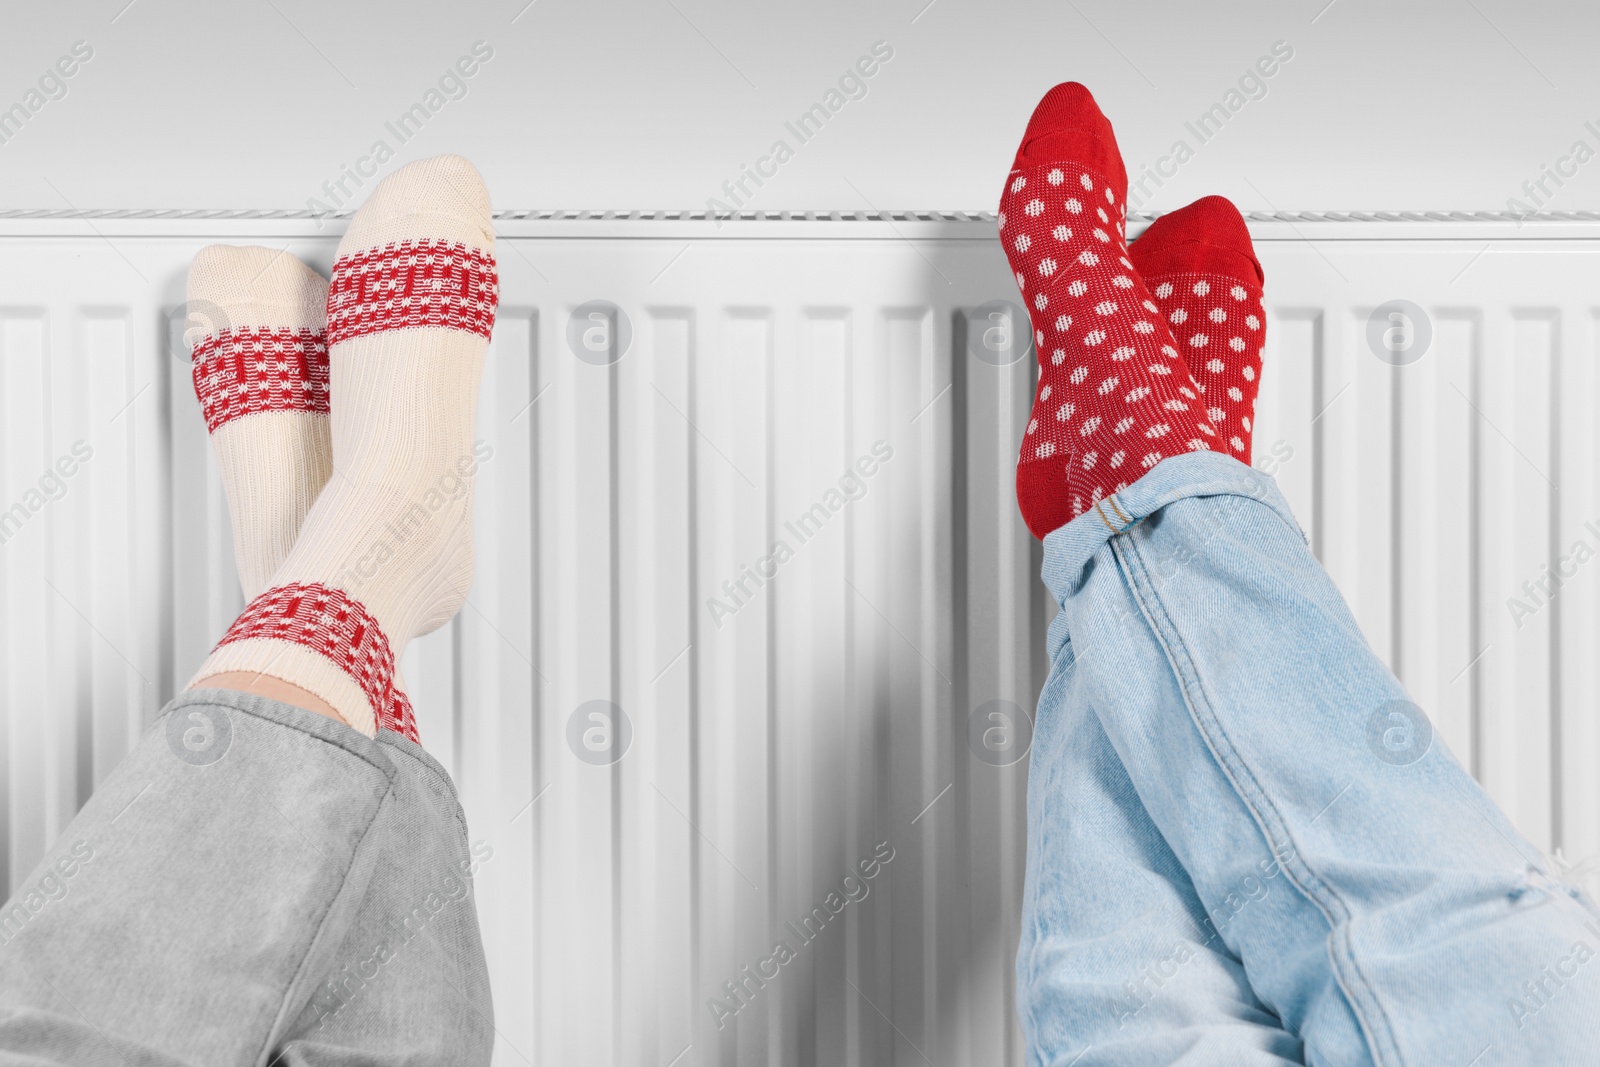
[1, 212, 1597, 1066]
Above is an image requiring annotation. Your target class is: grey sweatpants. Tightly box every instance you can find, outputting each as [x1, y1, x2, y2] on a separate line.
[0, 688, 494, 1066]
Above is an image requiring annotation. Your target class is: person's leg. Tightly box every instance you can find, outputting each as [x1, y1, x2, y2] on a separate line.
[189, 154, 497, 744]
[183, 242, 419, 740]
[0, 689, 397, 1066]
[0, 156, 500, 1065]
[1019, 640, 1303, 1065]
[1004, 82, 1308, 1064]
[1000, 82, 1222, 542]
[270, 734, 494, 1066]
[1045, 449, 1600, 1066]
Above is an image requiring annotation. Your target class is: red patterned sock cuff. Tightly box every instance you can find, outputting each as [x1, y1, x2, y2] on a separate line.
[382, 688, 419, 744]
[191, 328, 330, 432]
[213, 582, 400, 727]
[327, 239, 498, 344]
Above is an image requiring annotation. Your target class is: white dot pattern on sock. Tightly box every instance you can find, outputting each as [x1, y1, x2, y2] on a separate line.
[1002, 161, 1218, 522]
[1136, 269, 1265, 462]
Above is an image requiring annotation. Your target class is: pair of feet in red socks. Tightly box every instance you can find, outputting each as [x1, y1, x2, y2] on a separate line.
[1002, 83, 1267, 539]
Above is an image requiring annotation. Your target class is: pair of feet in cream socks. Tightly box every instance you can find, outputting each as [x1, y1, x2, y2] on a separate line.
[188, 155, 499, 741]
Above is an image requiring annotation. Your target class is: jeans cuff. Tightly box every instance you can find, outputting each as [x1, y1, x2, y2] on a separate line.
[1040, 450, 1305, 604]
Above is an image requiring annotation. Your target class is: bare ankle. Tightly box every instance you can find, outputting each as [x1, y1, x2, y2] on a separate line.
[191, 672, 351, 728]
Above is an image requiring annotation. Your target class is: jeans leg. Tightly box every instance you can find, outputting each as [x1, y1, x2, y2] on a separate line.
[270, 733, 495, 1066]
[0, 689, 397, 1067]
[1020, 609, 1303, 1067]
[1043, 451, 1600, 1067]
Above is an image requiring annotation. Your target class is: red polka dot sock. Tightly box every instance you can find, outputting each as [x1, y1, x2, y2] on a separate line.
[189, 156, 497, 738]
[1129, 195, 1266, 463]
[1000, 83, 1218, 539]
[185, 247, 421, 742]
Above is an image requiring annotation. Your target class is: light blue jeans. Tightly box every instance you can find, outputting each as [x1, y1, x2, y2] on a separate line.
[1018, 451, 1600, 1066]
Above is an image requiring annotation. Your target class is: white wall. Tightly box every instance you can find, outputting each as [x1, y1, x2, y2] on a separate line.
[2, 0, 1598, 215]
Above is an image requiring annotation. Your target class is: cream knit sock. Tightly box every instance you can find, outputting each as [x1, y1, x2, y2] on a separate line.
[189, 156, 497, 738]
[186, 246, 421, 740]
[187, 245, 332, 599]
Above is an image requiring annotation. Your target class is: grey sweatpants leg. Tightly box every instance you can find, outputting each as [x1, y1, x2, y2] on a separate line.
[0, 688, 493, 1067]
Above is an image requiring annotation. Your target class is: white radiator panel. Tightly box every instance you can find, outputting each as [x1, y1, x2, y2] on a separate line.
[0, 218, 1597, 1066]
